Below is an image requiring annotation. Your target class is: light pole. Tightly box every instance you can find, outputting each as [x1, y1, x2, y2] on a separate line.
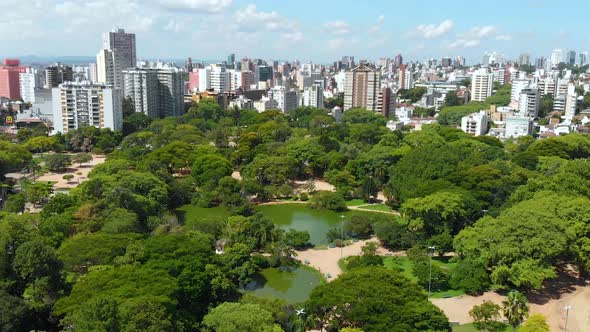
[564, 305, 571, 332]
[428, 245, 435, 298]
[340, 214, 345, 258]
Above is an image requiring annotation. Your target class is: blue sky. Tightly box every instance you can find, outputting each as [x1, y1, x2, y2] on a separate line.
[1, 0, 589, 64]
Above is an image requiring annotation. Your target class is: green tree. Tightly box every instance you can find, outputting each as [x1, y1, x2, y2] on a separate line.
[519, 314, 549, 332]
[72, 153, 93, 167]
[284, 229, 311, 249]
[203, 302, 275, 332]
[2, 192, 26, 213]
[444, 90, 462, 107]
[306, 267, 450, 331]
[66, 296, 121, 332]
[502, 291, 529, 332]
[469, 301, 503, 332]
[309, 191, 347, 212]
[44, 153, 71, 172]
[192, 154, 232, 187]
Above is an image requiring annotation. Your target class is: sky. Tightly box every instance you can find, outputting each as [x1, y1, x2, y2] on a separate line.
[1, 0, 590, 64]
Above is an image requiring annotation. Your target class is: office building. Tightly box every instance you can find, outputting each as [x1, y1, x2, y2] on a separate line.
[46, 63, 73, 88]
[227, 53, 235, 68]
[96, 49, 124, 89]
[550, 49, 563, 68]
[303, 83, 324, 108]
[19, 68, 45, 103]
[103, 28, 136, 69]
[566, 50, 576, 66]
[441, 57, 452, 67]
[535, 57, 546, 69]
[579, 52, 588, 66]
[471, 69, 493, 102]
[344, 63, 381, 112]
[0, 59, 26, 99]
[256, 65, 273, 85]
[518, 88, 540, 117]
[505, 115, 534, 138]
[122, 68, 159, 117]
[52, 81, 122, 133]
[461, 111, 488, 136]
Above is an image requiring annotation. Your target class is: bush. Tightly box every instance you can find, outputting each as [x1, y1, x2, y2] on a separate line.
[284, 229, 311, 249]
[309, 191, 347, 212]
[344, 215, 374, 239]
[299, 192, 309, 201]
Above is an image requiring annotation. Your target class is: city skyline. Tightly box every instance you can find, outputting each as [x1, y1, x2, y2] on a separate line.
[2, 0, 590, 63]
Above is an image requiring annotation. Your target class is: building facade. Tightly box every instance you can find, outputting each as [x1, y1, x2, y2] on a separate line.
[52, 82, 122, 133]
[122, 69, 160, 117]
[19, 68, 45, 103]
[97, 49, 124, 89]
[0, 59, 26, 99]
[461, 111, 488, 136]
[103, 28, 136, 69]
[302, 83, 324, 108]
[343, 64, 381, 112]
[471, 69, 493, 102]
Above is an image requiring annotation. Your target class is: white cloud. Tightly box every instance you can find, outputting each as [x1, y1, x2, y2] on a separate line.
[377, 15, 385, 24]
[414, 20, 454, 38]
[496, 34, 513, 41]
[234, 4, 296, 32]
[465, 25, 497, 38]
[281, 31, 304, 44]
[324, 21, 351, 35]
[157, 0, 232, 12]
[327, 38, 355, 50]
[448, 39, 480, 49]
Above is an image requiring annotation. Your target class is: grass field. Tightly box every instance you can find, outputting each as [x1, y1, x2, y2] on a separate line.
[452, 323, 512, 331]
[383, 256, 466, 298]
[356, 204, 393, 212]
[345, 199, 365, 206]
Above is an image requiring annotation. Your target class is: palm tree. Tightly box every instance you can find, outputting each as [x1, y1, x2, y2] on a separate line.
[502, 290, 529, 332]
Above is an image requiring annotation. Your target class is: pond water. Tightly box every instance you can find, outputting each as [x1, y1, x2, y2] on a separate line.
[177, 203, 380, 245]
[244, 267, 322, 304]
[257, 204, 350, 244]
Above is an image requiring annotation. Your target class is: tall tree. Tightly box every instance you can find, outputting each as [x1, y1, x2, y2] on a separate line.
[502, 291, 529, 332]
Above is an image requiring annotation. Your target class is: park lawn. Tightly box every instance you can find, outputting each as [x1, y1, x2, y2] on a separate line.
[452, 323, 512, 332]
[345, 199, 365, 206]
[356, 204, 392, 212]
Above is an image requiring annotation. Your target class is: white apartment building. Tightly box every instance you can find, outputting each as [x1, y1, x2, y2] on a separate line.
[270, 86, 298, 113]
[198, 68, 211, 92]
[461, 111, 488, 136]
[511, 79, 531, 102]
[505, 115, 534, 138]
[229, 95, 253, 110]
[211, 66, 230, 93]
[564, 84, 578, 120]
[518, 88, 540, 117]
[19, 68, 45, 103]
[254, 96, 278, 113]
[122, 68, 159, 117]
[302, 83, 324, 108]
[550, 49, 563, 68]
[471, 69, 493, 102]
[52, 81, 122, 134]
[156, 69, 184, 117]
[97, 49, 124, 89]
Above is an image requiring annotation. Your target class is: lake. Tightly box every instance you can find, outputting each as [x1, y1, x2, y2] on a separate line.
[244, 267, 323, 304]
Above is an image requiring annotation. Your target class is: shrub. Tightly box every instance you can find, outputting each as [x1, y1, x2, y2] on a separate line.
[309, 191, 347, 211]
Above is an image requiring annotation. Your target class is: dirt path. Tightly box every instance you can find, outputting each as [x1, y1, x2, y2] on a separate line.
[431, 283, 590, 331]
[36, 154, 106, 189]
[347, 205, 400, 215]
[295, 237, 402, 280]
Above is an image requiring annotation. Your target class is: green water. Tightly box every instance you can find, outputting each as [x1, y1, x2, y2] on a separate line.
[245, 267, 322, 304]
[257, 204, 351, 244]
[177, 203, 382, 245]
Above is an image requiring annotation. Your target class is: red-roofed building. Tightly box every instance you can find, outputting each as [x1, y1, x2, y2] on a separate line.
[0, 59, 26, 99]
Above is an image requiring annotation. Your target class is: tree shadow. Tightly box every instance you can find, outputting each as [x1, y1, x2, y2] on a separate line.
[527, 264, 587, 305]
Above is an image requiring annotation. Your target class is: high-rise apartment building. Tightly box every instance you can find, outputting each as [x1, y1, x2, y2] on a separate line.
[156, 69, 184, 117]
[518, 88, 540, 117]
[343, 63, 381, 112]
[51, 81, 122, 133]
[211, 66, 230, 93]
[45, 63, 73, 88]
[88, 63, 98, 82]
[470, 69, 493, 102]
[123, 68, 184, 118]
[511, 79, 531, 102]
[19, 68, 45, 103]
[398, 64, 414, 89]
[0, 59, 26, 99]
[97, 49, 124, 89]
[518, 53, 530, 66]
[550, 49, 563, 68]
[103, 28, 136, 69]
[270, 86, 298, 113]
[302, 83, 324, 108]
[122, 69, 159, 117]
